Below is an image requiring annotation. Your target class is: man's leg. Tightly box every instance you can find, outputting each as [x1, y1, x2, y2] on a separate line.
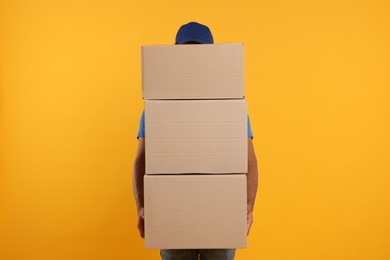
[198, 249, 236, 260]
[160, 249, 199, 260]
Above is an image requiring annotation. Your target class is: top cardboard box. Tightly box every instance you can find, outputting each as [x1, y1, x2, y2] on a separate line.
[142, 43, 244, 99]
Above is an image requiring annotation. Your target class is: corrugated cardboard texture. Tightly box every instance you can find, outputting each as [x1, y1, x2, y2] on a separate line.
[145, 100, 248, 174]
[144, 174, 247, 249]
[142, 44, 244, 99]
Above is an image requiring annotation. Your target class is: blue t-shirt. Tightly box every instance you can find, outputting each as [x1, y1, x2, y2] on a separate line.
[137, 111, 253, 139]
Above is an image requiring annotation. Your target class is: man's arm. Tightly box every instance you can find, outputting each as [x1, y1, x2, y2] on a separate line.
[133, 137, 145, 238]
[246, 137, 258, 235]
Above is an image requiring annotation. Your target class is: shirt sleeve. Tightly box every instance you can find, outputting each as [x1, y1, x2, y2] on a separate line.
[248, 115, 253, 139]
[136, 110, 145, 139]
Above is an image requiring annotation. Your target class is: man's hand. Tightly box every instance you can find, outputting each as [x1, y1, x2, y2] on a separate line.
[246, 137, 258, 236]
[137, 207, 145, 238]
[247, 208, 253, 236]
[133, 138, 145, 239]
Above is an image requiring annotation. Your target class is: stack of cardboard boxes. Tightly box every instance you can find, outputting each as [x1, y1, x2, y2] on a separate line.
[142, 44, 248, 249]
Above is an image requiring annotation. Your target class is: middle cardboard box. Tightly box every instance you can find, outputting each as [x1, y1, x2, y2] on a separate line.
[145, 99, 248, 174]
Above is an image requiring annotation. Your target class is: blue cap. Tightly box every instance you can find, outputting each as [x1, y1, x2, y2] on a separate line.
[175, 22, 214, 44]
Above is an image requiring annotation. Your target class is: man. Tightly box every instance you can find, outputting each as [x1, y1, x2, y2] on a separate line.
[133, 22, 258, 260]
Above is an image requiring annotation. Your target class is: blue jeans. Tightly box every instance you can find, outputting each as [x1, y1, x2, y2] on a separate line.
[160, 249, 236, 260]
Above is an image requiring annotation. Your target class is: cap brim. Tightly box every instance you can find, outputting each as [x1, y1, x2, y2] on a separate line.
[176, 37, 211, 44]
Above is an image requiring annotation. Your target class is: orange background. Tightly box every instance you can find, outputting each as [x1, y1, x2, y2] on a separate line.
[1, 0, 390, 259]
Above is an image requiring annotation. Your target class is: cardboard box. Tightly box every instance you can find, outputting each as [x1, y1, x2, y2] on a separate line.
[144, 174, 247, 249]
[145, 100, 248, 174]
[142, 44, 244, 99]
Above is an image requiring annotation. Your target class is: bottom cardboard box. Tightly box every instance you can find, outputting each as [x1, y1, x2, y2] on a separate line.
[144, 174, 247, 249]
